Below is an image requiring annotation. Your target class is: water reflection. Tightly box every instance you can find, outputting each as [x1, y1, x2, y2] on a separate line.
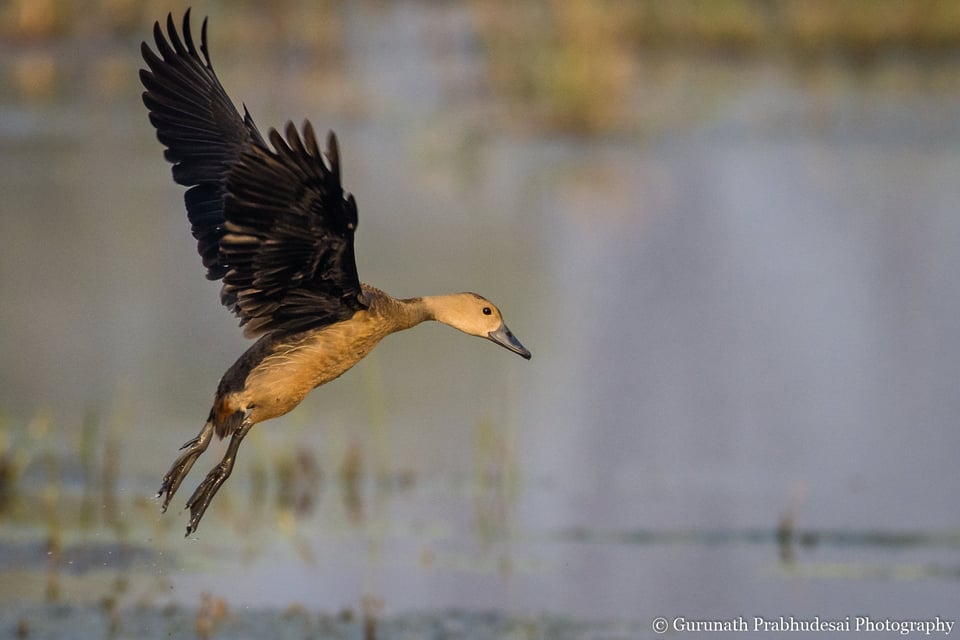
[2, 1, 960, 632]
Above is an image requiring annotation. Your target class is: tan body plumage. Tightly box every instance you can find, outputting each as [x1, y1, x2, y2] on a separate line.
[213, 286, 512, 434]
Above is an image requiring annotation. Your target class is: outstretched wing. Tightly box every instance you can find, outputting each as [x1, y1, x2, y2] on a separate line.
[140, 11, 366, 337]
[220, 123, 365, 337]
[140, 10, 263, 281]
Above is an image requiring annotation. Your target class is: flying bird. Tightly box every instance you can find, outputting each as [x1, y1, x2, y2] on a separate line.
[140, 10, 531, 535]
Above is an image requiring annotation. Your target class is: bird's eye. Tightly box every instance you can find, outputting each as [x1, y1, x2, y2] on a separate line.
[482, 307, 492, 315]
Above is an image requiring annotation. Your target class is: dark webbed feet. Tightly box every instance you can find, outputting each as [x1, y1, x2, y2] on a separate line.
[180, 418, 253, 536]
[157, 421, 214, 512]
[184, 460, 234, 535]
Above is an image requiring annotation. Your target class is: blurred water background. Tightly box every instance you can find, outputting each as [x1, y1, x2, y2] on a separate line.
[2, 1, 960, 638]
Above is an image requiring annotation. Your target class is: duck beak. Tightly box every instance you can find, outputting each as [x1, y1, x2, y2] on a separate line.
[488, 323, 532, 360]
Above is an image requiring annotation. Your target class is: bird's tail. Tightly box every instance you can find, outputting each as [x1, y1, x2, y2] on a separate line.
[210, 401, 245, 439]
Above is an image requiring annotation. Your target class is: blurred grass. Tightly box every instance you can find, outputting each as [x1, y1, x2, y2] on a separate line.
[474, 0, 960, 132]
[2, 0, 959, 134]
[624, 0, 960, 56]
[5, 0, 959, 53]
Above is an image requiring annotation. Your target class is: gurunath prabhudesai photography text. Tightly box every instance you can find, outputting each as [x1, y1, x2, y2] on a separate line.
[664, 615, 954, 635]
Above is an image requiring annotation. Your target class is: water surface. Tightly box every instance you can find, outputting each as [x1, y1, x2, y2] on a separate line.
[2, 3, 960, 637]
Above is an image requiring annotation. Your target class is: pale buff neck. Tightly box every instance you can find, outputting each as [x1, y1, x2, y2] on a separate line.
[360, 285, 432, 333]
[359, 285, 464, 334]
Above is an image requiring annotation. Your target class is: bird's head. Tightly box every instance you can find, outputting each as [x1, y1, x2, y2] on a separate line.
[429, 292, 531, 360]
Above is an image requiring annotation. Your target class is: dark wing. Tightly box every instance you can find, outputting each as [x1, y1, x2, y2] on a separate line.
[140, 10, 263, 281]
[140, 11, 366, 337]
[220, 122, 365, 337]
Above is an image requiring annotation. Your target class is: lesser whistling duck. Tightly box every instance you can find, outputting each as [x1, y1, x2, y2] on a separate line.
[140, 11, 531, 535]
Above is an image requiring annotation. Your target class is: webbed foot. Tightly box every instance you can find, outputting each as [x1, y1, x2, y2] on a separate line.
[184, 459, 233, 535]
[181, 417, 253, 536]
[157, 421, 214, 512]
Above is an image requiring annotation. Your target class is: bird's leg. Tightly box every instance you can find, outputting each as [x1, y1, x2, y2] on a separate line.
[158, 420, 214, 513]
[184, 416, 254, 536]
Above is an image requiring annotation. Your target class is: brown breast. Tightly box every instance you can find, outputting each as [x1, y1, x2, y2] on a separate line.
[235, 309, 393, 424]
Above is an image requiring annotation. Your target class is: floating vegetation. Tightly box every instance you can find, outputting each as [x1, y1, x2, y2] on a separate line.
[0, 604, 649, 640]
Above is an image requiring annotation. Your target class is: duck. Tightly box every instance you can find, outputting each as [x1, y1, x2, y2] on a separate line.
[140, 10, 531, 535]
